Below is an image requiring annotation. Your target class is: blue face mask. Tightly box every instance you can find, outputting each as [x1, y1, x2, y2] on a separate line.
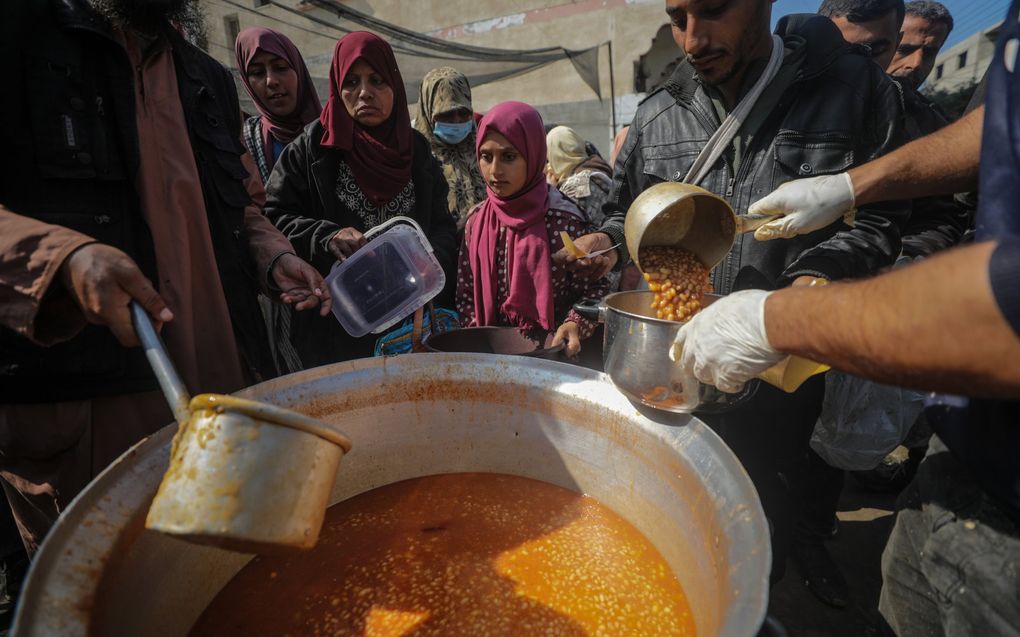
[433, 120, 474, 145]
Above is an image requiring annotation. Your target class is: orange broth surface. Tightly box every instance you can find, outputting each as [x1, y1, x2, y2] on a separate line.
[190, 473, 695, 636]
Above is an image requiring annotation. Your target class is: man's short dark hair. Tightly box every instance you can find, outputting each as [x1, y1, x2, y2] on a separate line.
[905, 0, 954, 35]
[818, 0, 906, 27]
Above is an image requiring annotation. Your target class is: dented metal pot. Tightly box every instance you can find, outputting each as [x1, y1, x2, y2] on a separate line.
[14, 354, 770, 637]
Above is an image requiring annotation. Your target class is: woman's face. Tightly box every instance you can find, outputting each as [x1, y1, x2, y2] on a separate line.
[341, 59, 394, 128]
[478, 131, 528, 199]
[246, 51, 299, 118]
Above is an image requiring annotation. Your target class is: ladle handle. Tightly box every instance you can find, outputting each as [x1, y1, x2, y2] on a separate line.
[130, 302, 191, 426]
[734, 214, 780, 235]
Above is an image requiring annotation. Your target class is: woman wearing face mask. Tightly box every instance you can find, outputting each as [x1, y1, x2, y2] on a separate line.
[235, 27, 323, 375]
[545, 125, 613, 228]
[455, 102, 610, 357]
[265, 32, 458, 366]
[413, 67, 486, 230]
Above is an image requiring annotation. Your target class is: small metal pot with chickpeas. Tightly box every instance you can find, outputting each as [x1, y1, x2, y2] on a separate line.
[573, 183, 755, 413]
[575, 182, 826, 413]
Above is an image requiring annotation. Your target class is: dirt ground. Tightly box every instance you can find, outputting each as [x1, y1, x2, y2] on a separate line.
[769, 477, 900, 637]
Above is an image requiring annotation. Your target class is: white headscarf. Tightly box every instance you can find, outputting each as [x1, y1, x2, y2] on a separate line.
[545, 125, 588, 185]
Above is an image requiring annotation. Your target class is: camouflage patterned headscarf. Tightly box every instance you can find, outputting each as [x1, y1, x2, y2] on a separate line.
[414, 67, 486, 227]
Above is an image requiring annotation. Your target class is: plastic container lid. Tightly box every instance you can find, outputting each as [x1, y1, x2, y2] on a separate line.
[324, 216, 446, 337]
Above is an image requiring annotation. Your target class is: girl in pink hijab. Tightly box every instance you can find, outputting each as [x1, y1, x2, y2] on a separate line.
[455, 101, 610, 356]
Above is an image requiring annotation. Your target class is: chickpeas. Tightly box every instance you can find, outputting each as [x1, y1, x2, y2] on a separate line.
[639, 247, 711, 323]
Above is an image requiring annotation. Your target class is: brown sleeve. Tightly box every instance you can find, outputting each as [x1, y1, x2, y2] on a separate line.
[0, 205, 94, 344]
[239, 145, 295, 289]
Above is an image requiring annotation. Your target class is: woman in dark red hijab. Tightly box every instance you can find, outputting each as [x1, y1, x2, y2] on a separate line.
[235, 27, 323, 376]
[263, 31, 458, 367]
[454, 101, 610, 357]
[235, 27, 321, 181]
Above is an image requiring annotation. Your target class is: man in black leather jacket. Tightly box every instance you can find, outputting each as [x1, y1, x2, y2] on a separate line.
[564, 0, 909, 584]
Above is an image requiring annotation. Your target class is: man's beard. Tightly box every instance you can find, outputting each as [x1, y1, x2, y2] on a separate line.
[88, 0, 200, 33]
[688, 0, 770, 88]
[688, 49, 743, 88]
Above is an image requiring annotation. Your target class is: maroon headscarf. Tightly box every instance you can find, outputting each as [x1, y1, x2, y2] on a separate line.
[319, 32, 413, 207]
[468, 101, 555, 333]
[234, 27, 321, 169]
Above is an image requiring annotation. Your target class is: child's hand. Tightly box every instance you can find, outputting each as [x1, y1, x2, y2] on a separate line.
[552, 321, 581, 358]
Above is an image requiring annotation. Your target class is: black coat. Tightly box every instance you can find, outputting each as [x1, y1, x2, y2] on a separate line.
[264, 120, 458, 366]
[0, 0, 275, 402]
[898, 87, 973, 257]
[601, 15, 910, 292]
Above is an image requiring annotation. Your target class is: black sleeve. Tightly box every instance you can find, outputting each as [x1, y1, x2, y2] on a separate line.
[965, 70, 989, 115]
[782, 70, 910, 282]
[990, 236, 1020, 338]
[263, 133, 340, 275]
[901, 194, 973, 258]
[599, 121, 643, 263]
[424, 152, 460, 307]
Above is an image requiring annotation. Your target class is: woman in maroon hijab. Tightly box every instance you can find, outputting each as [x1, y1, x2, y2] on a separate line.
[455, 101, 610, 357]
[264, 32, 458, 367]
[235, 27, 321, 183]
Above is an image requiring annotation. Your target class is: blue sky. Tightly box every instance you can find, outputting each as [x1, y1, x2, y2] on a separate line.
[771, 0, 1010, 49]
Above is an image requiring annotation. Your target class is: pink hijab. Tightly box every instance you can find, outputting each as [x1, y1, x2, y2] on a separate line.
[468, 101, 555, 333]
[234, 27, 322, 169]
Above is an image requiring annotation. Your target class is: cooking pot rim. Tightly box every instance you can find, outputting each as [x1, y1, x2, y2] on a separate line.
[14, 354, 770, 637]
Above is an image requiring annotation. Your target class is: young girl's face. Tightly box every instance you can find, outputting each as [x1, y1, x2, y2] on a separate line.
[478, 131, 528, 198]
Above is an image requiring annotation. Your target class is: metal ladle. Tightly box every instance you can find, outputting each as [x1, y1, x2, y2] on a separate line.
[130, 302, 352, 553]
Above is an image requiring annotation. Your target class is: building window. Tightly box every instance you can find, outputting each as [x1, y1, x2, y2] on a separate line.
[224, 14, 240, 46]
[254, 0, 269, 6]
[958, 50, 969, 69]
[936, 64, 944, 80]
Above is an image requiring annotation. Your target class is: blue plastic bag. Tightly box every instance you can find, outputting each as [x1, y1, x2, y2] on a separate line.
[373, 307, 460, 356]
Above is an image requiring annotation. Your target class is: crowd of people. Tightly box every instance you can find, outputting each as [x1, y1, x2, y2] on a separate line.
[0, 0, 1017, 634]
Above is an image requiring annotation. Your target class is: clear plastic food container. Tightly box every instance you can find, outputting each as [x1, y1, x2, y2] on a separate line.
[325, 216, 446, 337]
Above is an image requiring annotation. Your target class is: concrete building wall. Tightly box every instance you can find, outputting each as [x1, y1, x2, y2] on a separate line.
[203, 0, 678, 148]
[925, 21, 1001, 93]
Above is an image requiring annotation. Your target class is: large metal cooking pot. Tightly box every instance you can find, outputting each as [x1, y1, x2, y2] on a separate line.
[576, 291, 759, 413]
[13, 354, 769, 637]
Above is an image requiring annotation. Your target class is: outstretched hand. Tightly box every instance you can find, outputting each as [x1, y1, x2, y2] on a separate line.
[271, 252, 332, 316]
[552, 232, 618, 280]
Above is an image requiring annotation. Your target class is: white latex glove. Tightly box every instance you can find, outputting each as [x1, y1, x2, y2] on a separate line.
[669, 290, 786, 393]
[748, 173, 856, 241]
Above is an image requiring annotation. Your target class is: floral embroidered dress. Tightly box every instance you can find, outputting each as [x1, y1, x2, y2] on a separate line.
[335, 160, 415, 228]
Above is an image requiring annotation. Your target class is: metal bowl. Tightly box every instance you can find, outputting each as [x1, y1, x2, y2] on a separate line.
[423, 326, 563, 358]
